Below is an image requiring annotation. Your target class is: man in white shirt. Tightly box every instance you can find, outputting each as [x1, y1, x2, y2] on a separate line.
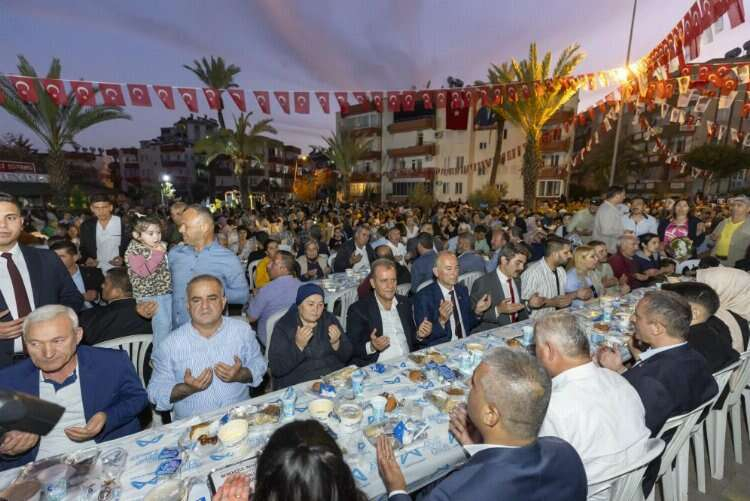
[534, 311, 650, 500]
[622, 197, 659, 237]
[385, 227, 407, 265]
[521, 236, 592, 318]
[79, 194, 128, 273]
[593, 186, 626, 253]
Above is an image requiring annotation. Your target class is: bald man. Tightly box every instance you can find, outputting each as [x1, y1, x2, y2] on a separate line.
[413, 251, 492, 347]
[169, 205, 249, 327]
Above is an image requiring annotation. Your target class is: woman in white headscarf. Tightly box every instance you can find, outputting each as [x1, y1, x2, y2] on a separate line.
[696, 266, 750, 352]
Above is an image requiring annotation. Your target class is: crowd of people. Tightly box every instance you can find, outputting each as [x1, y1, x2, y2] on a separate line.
[0, 185, 749, 500]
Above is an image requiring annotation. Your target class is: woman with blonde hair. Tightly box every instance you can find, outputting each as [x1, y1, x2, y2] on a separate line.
[565, 245, 599, 298]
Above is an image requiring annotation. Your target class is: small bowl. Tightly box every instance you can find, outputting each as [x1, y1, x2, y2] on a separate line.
[309, 398, 334, 420]
[218, 419, 249, 449]
[337, 403, 364, 427]
[465, 342, 484, 353]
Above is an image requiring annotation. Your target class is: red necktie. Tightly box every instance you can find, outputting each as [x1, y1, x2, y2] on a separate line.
[507, 277, 517, 322]
[2, 253, 32, 317]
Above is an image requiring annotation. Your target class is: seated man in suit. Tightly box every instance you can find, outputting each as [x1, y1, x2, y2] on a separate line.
[410, 232, 438, 293]
[347, 259, 431, 366]
[471, 243, 544, 332]
[598, 290, 719, 436]
[376, 347, 587, 501]
[50, 239, 104, 309]
[0, 305, 148, 471]
[332, 225, 376, 273]
[0, 193, 84, 368]
[79, 267, 155, 346]
[413, 251, 492, 347]
[456, 232, 486, 275]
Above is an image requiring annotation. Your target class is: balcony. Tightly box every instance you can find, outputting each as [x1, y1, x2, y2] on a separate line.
[387, 116, 435, 134]
[124, 162, 140, 169]
[353, 127, 381, 137]
[350, 172, 380, 183]
[160, 144, 185, 153]
[540, 138, 570, 153]
[387, 143, 436, 158]
[361, 150, 382, 160]
[162, 160, 186, 168]
[391, 167, 436, 180]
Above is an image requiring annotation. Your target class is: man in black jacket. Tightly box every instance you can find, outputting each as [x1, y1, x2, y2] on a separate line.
[347, 259, 431, 366]
[332, 225, 376, 273]
[79, 194, 129, 272]
[50, 239, 104, 307]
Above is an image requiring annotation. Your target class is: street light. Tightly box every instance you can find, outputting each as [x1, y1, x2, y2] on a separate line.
[160, 174, 171, 207]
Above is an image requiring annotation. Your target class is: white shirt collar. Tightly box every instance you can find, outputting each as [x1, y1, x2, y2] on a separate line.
[464, 443, 520, 456]
[1, 242, 22, 257]
[551, 361, 597, 389]
[375, 293, 398, 312]
[639, 342, 687, 362]
[437, 281, 454, 296]
[496, 267, 512, 283]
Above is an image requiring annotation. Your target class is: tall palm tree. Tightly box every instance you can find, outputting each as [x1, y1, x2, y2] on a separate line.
[488, 43, 584, 209]
[194, 112, 276, 208]
[322, 128, 373, 202]
[0, 55, 130, 207]
[183, 56, 240, 129]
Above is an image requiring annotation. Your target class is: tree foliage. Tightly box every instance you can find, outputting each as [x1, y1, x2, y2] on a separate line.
[468, 183, 509, 209]
[322, 128, 373, 201]
[183, 56, 240, 129]
[683, 144, 750, 178]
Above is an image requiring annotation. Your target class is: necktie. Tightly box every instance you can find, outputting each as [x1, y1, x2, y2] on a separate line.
[507, 277, 518, 322]
[2, 253, 32, 317]
[551, 269, 561, 296]
[449, 290, 464, 339]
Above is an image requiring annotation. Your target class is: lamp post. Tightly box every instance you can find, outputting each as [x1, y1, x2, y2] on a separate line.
[160, 174, 171, 207]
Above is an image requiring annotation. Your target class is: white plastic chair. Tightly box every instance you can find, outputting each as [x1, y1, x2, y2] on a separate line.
[264, 309, 287, 359]
[396, 283, 411, 296]
[458, 271, 483, 292]
[328, 252, 337, 269]
[587, 438, 665, 501]
[247, 259, 261, 289]
[676, 259, 700, 275]
[705, 352, 750, 480]
[94, 334, 154, 389]
[648, 397, 721, 501]
[678, 360, 739, 498]
[416, 279, 433, 293]
[325, 286, 359, 331]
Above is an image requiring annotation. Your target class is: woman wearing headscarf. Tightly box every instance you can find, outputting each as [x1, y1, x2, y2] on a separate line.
[268, 284, 353, 389]
[696, 266, 750, 352]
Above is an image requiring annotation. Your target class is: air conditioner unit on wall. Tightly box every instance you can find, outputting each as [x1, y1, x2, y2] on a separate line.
[435, 132, 444, 139]
[425, 156, 432, 161]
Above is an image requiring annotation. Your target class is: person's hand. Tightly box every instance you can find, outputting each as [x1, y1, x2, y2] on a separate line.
[473, 293, 492, 315]
[370, 329, 390, 352]
[576, 287, 593, 300]
[350, 253, 363, 265]
[109, 256, 123, 267]
[295, 325, 314, 351]
[84, 257, 98, 267]
[306, 269, 317, 278]
[495, 298, 525, 315]
[136, 301, 158, 319]
[438, 299, 453, 325]
[376, 435, 407, 493]
[83, 290, 98, 302]
[602, 276, 619, 288]
[626, 335, 644, 361]
[64, 412, 107, 442]
[215, 356, 243, 383]
[328, 324, 342, 349]
[645, 268, 660, 278]
[555, 295, 573, 308]
[0, 312, 24, 340]
[449, 404, 482, 446]
[596, 346, 626, 373]
[416, 318, 432, 339]
[634, 272, 650, 282]
[183, 368, 213, 393]
[0, 431, 39, 456]
[212, 474, 251, 501]
[153, 242, 167, 253]
[527, 293, 545, 309]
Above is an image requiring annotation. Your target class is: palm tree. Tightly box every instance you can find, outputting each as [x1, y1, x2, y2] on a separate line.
[0, 55, 130, 206]
[183, 56, 240, 129]
[488, 43, 584, 209]
[322, 128, 373, 202]
[194, 112, 276, 208]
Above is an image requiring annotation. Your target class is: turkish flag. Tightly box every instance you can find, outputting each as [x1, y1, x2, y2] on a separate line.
[463, 89, 474, 108]
[491, 86, 504, 105]
[435, 90, 447, 108]
[401, 91, 416, 111]
[178, 87, 199, 112]
[446, 104, 469, 130]
[127, 84, 152, 106]
[70, 81, 96, 106]
[99, 83, 125, 106]
[506, 85, 518, 102]
[9, 76, 39, 103]
[153, 85, 175, 109]
[352, 92, 370, 110]
[0, 89, 4, 106]
[419, 90, 433, 109]
[294, 92, 310, 114]
[683, 11, 698, 60]
[227, 89, 246, 112]
[334, 92, 350, 113]
[387, 91, 401, 112]
[370, 91, 383, 112]
[315, 92, 330, 113]
[449, 90, 462, 109]
[274, 91, 291, 113]
[41, 78, 66, 106]
[700, 0, 715, 29]
[726, 0, 745, 27]
[477, 87, 490, 106]
[254, 91, 271, 114]
[203, 88, 221, 110]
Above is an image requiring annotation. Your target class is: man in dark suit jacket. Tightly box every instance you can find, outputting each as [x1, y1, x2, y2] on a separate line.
[50, 239, 104, 305]
[376, 347, 587, 501]
[0, 193, 84, 368]
[470, 243, 544, 332]
[79, 194, 129, 270]
[410, 232, 438, 293]
[413, 252, 492, 347]
[332, 226, 376, 273]
[347, 259, 431, 366]
[0, 305, 148, 471]
[79, 267, 154, 346]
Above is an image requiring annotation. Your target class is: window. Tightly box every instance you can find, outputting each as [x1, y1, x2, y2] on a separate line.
[398, 159, 406, 169]
[455, 156, 464, 169]
[417, 132, 424, 145]
[364, 162, 371, 172]
[503, 128, 508, 140]
[443, 157, 451, 170]
[455, 182, 463, 194]
[479, 141, 488, 150]
[442, 183, 449, 194]
[478, 165, 486, 176]
[545, 155, 559, 167]
[536, 179, 563, 197]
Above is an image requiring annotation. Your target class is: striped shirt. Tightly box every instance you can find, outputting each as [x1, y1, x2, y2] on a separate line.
[521, 258, 567, 318]
[147, 317, 267, 420]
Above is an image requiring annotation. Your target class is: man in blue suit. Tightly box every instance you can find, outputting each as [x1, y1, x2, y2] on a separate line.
[413, 251, 492, 347]
[410, 232, 438, 293]
[376, 347, 588, 501]
[0, 305, 148, 471]
[0, 193, 84, 368]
